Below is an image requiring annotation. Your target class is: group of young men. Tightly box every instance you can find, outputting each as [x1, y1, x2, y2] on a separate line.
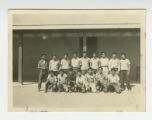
[37, 51, 131, 94]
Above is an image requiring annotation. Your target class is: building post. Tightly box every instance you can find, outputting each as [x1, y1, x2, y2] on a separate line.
[83, 33, 87, 52]
[18, 32, 23, 85]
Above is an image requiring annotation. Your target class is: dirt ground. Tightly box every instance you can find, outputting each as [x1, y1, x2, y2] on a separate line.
[12, 82, 142, 112]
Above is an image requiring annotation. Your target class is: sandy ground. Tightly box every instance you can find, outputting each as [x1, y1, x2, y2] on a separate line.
[12, 82, 142, 112]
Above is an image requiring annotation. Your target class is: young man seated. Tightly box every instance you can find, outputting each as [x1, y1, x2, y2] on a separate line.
[45, 71, 58, 93]
[95, 67, 108, 92]
[57, 70, 68, 92]
[85, 68, 97, 92]
[107, 68, 121, 94]
[75, 70, 86, 93]
[67, 69, 77, 92]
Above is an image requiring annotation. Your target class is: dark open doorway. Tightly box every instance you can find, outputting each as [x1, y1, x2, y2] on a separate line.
[87, 37, 97, 57]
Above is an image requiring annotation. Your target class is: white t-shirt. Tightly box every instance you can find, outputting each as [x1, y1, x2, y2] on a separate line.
[109, 58, 120, 71]
[47, 74, 57, 83]
[99, 57, 109, 67]
[108, 74, 120, 83]
[90, 58, 100, 69]
[57, 74, 67, 84]
[49, 60, 60, 71]
[120, 59, 131, 70]
[95, 72, 106, 82]
[76, 75, 86, 85]
[61, 59, 70, 69]
[85, 73, 96, 83]
[71, 57, 80, 68]
[80, 57, 90, 70]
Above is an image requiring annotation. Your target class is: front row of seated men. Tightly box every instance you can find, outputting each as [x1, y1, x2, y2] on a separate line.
[45, 67, 121, 94]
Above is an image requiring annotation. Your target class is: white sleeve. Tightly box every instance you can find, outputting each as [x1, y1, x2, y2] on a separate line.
[117, 75, 120, 82]
[128, 59, 131, 65]
[49, 60, 51, 71]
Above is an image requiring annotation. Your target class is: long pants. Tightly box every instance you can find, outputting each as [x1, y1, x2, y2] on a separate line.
[57, 83, 68, 92]
[96, 80, 108, 92]
[85, 82, 96, 92]
[45, 81, 57, 92]
[67, 81, 76, 92]
[120, 70, 130, 89]
[108, 83, 121, 94]
[75, 84, 86, 92]
[38, 69, 47, 90]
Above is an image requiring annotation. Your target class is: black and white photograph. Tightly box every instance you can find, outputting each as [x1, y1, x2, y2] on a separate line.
[8, 10, 146, 112]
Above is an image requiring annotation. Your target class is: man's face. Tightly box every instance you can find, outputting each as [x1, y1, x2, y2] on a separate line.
[50, 72, 54, 76]
[88, 69, 92, 74]
[64, 54, 68, 59]
[98, 68, 103, 73]
[77, 72, 81, 76]
[93, 53, 97, 58]
[121, 54, 126, 59]
[101, 53, 106, 58]
[112, 54, 116, 59]
[41, 55, 46, 60]
[83, 53, 87, 57]
[73, 53, 77, 58]
[52, 56, 56, 60]
[111, 70, 115, 75]
[68, 70, 73, 74]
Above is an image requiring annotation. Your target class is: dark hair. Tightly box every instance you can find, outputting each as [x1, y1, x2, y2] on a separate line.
[49, 71, 54, 74]
[111, 68, 116, 72]
[98, 67, 103, 70]
[41, 53, 47, 56]
[52, 54, 57, 57]
[121, 52, 126, 56]
[88, 68, 92, 71]
[64, 53, 68, 56]
[111, 52, 117, 55]
[101, 51, 106, 54]
[73, 51, 78, 55]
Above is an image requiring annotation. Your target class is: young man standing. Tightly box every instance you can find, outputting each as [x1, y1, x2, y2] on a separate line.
[71, 52, 80, 74]
[90, 52, 100, 74]
[107, 68, 121, 94]
[120, 53, 131, 90]
[49, 55, 60, 76]
[109, 52, 120, 74]
[80, 52, 90, 74]
[60, 53, 71, 74]
[37, 53, 48, 92]
[99, 52, 109, 76]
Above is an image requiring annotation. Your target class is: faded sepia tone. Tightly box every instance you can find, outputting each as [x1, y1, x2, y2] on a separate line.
[8, 10, 146, 112]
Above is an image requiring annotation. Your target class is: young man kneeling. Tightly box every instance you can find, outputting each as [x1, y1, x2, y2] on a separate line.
[45, 71, 58, 93]
[75, 71, 86, 93]
[107, 68, 121, 94]
[95, 67, 108, 92]
[57, 70, 68, 92]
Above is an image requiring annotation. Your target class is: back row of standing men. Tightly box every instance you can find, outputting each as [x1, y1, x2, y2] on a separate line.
[38, 51, 131, 92]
